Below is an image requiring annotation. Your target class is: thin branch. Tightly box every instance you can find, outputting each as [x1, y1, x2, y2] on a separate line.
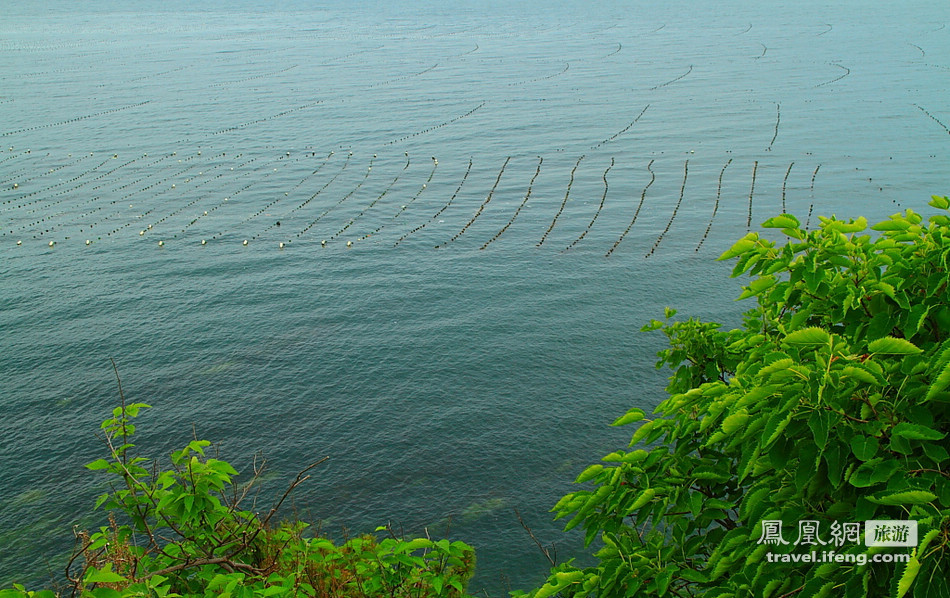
[514, 509, 556, 567]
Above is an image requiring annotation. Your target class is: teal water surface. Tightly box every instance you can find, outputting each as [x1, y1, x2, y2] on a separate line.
[1, 0, 948, 593]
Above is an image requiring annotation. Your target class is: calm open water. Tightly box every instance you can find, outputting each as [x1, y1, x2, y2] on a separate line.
[1, 0, 948, 593]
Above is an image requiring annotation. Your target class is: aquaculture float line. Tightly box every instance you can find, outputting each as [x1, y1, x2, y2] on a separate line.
[565, 157, 613, 252]
[537, 154, 584, 247]
[606, 158, 654, 257]
[331, 153, 411, 242]
[747, 160, 758, 230]
[592, 104, 650, 150]
[647, 159, 688, 258]
[696, 158, 732, 252]
[1, 100, 150, 137]
[359, 156, 438, 242]
[437, 156, 510, 248]
[481, 156, 542, 250]
[395, 157, 472, 247]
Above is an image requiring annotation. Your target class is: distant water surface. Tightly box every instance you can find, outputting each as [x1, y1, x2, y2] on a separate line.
[1, 0, 948, 593]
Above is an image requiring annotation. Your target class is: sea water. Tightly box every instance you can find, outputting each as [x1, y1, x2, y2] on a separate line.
[1, 0, 948, 593]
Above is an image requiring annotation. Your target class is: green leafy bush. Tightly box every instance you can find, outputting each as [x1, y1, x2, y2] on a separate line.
[2, 391, 475, 598]
[520, 198, 950, 598]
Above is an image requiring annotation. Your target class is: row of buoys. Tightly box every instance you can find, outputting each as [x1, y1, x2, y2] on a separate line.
[331, 153, 411, 241]
[2, 154, 101, 210]
[27, 155, 144, 238]
[816, 63, 850, 87]
[767, 103, 780, 151]
[252, 152, 335, 242]
[1, 100, 150, 137]
[384, 102, 485, 146]
[604, 43, 622, 58]
[508, 62, 570, 87]
[782, 162, 794, 213]
[143, 155, 243, 239]
[747, 160, 758, 230]
[818, 24, 833, 36]
[82, 152, 204, 237]
[208, 64, 299, 88]
[908, 43, 926, 58]
[7, 149, 833, 254]
[650, 65, 692, 90]
[395, 157, 471, 247]
[606, 159, 653, 257]
[592, 104, 650, 150]
[204, 152, 305, 239]
[206, 156, 286, 241]
[565, 157, 613, 251]
[210, 101, 323, 137]
[275, 151, 349, 240]
[481, 156, 542, 250]
[755, 43, 768, 60]
[370, 63, 439, 88]
[696, 158, 732, 252]
[915, 104, 950, 135]
[295, 152, 360, 239]
[2, 152, 89, 193]
[537, 154, 584, 247]
[127, 153, 244, 237]
[736, 23, 753, 36]
[437, 156, 510, 248]
[647, 159, 688, 257]
[359, 157, 437, 241]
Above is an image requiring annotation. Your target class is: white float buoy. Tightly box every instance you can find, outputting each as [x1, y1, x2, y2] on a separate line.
[85, 240, 91, 245]
[49, 241, 54, 247]
[201, 239, 206, 245]
[158, 241, 164, 247]
[243, 239, 248, 246]
[12, 183, 17, 189]
[140, 230, 145, 235]
[16, 240, 22, 246]
[203, 211, 208, 215]
[279, 242, 284, 249]
[321, 240, 327, 246]
[147, 224, 152, 229]
[346, 240, 353, 247]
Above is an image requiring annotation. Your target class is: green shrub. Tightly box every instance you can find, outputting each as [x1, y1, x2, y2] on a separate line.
[2, 389, 475, 598]
[519, 198, 950, 597]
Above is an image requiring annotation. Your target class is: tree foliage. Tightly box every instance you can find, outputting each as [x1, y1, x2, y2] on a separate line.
[2, 393, 475, 598]
[518, 198, 950, 598]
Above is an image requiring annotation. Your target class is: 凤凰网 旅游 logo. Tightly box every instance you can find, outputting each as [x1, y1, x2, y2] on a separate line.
[754, 519, 915, 566]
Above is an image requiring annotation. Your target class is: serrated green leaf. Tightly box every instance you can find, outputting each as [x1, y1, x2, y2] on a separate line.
[895, 556, 920, 598]
[722, 411, 750, 434]
[868, 336, 922, 355]
[719, 234, 758, 261]
[612, 408, 646, 427]
[84, 564, 126, 584]
[871, 219, 911, 231]
[927, 359, 950, 401]
[929, 195, 950, 210]
[762, 214, 801, 229]
[891, 423, 945, 441]
[867, 490, 937, 506]
[783, 327, 831, 346]
[575, 464, 603, 483]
